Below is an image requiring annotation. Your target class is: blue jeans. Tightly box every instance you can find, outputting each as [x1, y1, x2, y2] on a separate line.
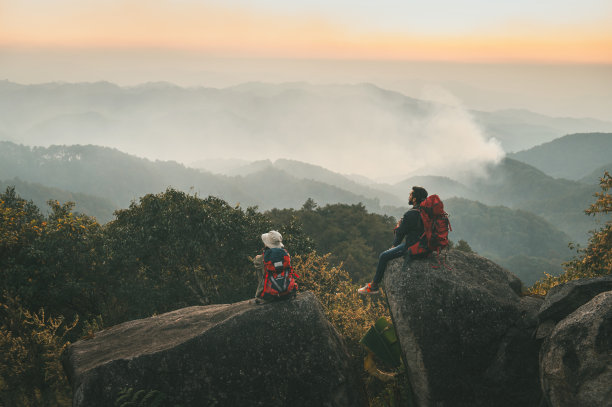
[372, 242, 408, 286]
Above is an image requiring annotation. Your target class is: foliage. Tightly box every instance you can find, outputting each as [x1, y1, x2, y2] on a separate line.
[295, 252, 388, 355]
[102, 189, 276, 321]
[0, 297, 76, 407]
[0, 187, 401, 405]
[292, 252, 410, 404]
[0, 187, 104, 320]
[530, 172, 612, 295]
[268, 201, 397, 283]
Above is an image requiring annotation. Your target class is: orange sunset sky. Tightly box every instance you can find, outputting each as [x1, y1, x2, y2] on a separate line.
[1, 0, 611, 62]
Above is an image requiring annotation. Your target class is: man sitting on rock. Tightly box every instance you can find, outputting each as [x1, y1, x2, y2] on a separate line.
[358, 186, 427, 295]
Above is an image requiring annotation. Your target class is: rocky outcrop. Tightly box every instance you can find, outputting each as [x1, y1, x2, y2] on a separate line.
[540, 290, 612, 407]
[536, 276, 612, 339]
[383, 250, 542, 407]
[62, 292, 367, 407]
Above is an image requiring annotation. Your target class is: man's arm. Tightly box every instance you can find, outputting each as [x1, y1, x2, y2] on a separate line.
[392, 212, 410, 247]
[392, 210, 420, 247]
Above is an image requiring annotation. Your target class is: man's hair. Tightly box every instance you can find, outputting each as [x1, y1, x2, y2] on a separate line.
[412, 186, 428, 203]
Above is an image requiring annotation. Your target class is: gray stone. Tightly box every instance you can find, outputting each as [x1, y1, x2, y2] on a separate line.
[536, 320, 557, 340]
[62, 292, 367, 407]
[383, 250, 541, 407]
[540, 291, 612, 407]
[538, 276, 612, 324]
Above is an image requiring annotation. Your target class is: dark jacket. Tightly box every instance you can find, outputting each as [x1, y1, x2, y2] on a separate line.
[393, 208, 424, 247]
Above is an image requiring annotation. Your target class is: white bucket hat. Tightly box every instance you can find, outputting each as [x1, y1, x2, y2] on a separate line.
[261, 230, 284, 248]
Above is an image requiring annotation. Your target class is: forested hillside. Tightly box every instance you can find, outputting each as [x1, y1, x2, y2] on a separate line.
[223, 158, 404, 207]
[0, 177, 116, 222]
[388, 175, 473, 202]
[510, 132, 612, 180]
[2, 141, 605, 283]
[469, 158, 601, 244]
[581, 162, 612, 184]
[445, 198, 572, 284]
[0, 142, 383, 213]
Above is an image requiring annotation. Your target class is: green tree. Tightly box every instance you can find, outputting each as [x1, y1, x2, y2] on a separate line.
[102, 188, 314, 322]
[0, 188, 103, 320]
[267, 201, 396, 283]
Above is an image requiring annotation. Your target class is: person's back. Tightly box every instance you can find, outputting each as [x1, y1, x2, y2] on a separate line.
[254, 230, 297, 303]
[263, 247, 290, 273]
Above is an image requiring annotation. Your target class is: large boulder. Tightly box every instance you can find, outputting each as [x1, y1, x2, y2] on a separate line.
[536, 276, 612, 339]
[540, 291, 612, 407]
[62, 292, 367, 407]
[383, 250, 541, 407]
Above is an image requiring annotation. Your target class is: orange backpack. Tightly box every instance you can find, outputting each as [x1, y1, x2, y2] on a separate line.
[408, 194, 451, 256]
[260, 248, 298, 300]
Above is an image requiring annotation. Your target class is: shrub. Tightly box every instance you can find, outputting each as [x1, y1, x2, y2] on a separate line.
[0, 298, 77, 407]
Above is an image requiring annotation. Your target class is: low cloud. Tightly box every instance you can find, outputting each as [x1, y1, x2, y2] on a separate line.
[5, 82, 504, 182]
[203, 84, 505, 182]
[403, 86, 505, 181]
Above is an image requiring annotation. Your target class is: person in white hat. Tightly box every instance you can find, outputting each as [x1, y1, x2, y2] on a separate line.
[260, 230, 284, 249]
[252, 230, 297, 303]
[252, 230, 283, 300]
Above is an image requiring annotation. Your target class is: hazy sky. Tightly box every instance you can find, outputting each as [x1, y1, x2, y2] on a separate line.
[1, 0, 611, 61]
[1, 0, 611, 178]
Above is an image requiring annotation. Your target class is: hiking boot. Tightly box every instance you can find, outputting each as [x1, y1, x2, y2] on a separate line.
[358, 283, 380, 295]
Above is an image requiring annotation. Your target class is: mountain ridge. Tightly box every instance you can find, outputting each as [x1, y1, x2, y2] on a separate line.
[510, 132, 612, 180]
[3, 80, 611, 168]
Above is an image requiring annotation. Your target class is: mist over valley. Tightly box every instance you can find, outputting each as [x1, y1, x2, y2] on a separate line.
[3, 80, 612, 182]
[1, 80, 610, 285]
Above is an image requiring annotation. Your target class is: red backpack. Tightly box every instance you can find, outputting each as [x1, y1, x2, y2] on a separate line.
[408, 194, 452, 256]
[260, 248, 298, 300]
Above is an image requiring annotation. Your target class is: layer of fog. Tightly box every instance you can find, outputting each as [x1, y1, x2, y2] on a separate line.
[3, 49, 612, 122]
[0, 81, 506, 181]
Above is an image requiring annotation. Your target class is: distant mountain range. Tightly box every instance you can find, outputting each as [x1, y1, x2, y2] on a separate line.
[444, 197, 572, 285]
[0, 177, 116, 222]
[2, 80, 612, 167]
[473, 110, 612, 152]
[1, 138, 606, 243]
[1, 79, 609, 286]
[0, 142, 387, 223]
[510, 133, 612, 180]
